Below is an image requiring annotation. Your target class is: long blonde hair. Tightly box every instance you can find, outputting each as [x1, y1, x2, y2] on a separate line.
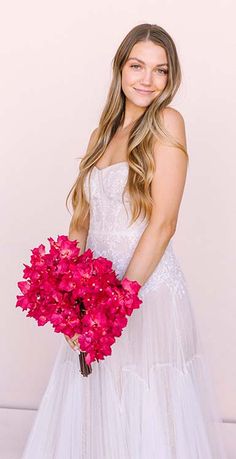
[66, 23, 188, 232]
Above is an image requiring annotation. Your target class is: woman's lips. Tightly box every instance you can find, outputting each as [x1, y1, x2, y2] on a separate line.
[134, 88, 154, 95]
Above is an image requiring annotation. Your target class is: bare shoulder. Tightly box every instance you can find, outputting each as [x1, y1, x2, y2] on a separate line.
[149, 107, 188, 231]
[88, 126, 99, 146]
[83, 127, 99, 157]
[161, 106, 185, 126]
[90, 126, 99, 139]
[159, 106, 187, 149]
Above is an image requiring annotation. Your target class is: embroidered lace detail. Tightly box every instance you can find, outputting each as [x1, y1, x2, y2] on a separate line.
[84, 165, 188, 296]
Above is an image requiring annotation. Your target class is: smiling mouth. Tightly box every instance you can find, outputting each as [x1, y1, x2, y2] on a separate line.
[134, 88, 154, 94]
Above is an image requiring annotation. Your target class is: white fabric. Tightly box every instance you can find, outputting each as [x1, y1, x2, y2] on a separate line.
[22, 162, 227, 458]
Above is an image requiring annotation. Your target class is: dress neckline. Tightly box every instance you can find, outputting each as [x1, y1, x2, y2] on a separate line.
[94, 161, 128, 171]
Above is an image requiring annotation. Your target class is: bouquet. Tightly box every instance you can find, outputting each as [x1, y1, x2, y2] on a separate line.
[16, 235, 142, 377]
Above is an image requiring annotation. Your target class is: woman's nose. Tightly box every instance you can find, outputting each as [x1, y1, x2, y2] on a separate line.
[140, 71, 153, 85]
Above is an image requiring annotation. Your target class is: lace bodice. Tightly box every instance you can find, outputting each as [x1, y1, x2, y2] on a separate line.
[84, 162, 187, 297]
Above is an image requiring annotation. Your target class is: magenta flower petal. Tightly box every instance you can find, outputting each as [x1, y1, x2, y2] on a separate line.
[16, 234, 143, 373]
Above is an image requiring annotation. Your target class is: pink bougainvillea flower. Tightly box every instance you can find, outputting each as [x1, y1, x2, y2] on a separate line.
[16, 235, 142, 372]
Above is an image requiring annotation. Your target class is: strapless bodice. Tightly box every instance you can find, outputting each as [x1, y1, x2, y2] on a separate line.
[84, 163, 185, 296]
[84, 162, 148, 235]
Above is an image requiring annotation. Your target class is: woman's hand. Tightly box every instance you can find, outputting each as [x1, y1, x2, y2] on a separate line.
[64, 333, 81, 353]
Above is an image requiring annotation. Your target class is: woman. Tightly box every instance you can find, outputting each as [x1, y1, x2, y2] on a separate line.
[22, 23, 227, 458]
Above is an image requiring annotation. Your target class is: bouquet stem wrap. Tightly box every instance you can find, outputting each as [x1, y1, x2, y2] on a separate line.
[78, 301, 92, 376]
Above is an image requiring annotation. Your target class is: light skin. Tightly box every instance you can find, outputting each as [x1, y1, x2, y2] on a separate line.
[65, 40, 188, 351]
[120, 40, 169, 129]
[122, 106, 188, 285]
[120, 42, 187, 284]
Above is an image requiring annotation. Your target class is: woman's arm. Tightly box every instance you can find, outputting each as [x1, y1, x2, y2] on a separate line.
[65, 223, 89, 348]
[68, 189, 90, 255]
[67, 128, 99, 255]
[68, 225, 89, 255]
[68, 200, 90, 254]
[122, 108, 188, 286]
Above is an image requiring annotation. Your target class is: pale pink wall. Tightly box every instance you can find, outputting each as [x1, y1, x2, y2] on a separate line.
[0, 0, 235, 456]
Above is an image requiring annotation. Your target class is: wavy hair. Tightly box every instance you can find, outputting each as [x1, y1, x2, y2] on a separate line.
[66, 23, 188, 233]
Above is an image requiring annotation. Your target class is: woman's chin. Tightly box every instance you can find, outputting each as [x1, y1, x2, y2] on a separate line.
[127, 97, 152, 109]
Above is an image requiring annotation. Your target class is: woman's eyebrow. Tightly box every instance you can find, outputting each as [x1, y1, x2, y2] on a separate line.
[127, 57, 168, 67]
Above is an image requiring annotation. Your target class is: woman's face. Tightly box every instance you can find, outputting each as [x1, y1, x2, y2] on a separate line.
[121, 40, 168, 109]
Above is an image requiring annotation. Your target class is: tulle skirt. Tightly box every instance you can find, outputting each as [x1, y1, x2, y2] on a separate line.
[21, 278, 227, 458]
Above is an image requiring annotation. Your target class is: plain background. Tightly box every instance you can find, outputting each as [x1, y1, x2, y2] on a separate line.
[0, 0, 235, 457]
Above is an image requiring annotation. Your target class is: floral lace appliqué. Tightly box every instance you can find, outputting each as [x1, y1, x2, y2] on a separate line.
[84, 164, 188, 297]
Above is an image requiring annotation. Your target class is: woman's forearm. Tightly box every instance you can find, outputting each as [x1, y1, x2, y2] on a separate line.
[122, 223, 174, 287]
[68, 227, 89, 255]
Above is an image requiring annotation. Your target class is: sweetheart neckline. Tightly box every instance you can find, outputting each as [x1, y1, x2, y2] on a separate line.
[94, 161, 128, 171]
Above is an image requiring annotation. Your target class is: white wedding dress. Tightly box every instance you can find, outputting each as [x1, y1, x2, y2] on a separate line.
[22, 162, 227, 458]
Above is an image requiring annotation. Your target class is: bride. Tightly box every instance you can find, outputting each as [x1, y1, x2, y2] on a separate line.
[22, 23, 227, 458]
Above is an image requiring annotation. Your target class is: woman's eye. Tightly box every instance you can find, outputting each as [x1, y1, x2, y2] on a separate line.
[130, 64, 168, 75]
[157, 69, 168, 75]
